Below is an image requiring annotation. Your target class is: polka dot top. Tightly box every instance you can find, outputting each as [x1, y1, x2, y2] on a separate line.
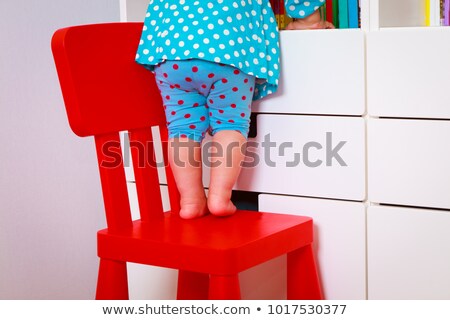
[136, 0, 325, 101]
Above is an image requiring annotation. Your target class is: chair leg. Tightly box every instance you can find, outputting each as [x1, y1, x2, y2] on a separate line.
[208, 274, 241, 300]
[177, 270, 209, 300]
[287, 244, 323, 300]
[96, 258, 129, 300]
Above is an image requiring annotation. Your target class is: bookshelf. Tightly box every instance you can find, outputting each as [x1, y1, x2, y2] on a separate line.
[120, 0, 450, 300]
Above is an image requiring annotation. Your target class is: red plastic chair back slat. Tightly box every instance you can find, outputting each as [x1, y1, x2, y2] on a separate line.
[51, 23, 165, 137]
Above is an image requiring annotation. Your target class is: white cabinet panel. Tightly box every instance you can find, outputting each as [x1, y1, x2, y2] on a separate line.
[368, 119, 450, 209]
[259, 194, 366, 300]
[253, 29, 365, 116]
[205, 114, 366, 201]
[367, 28, 450, 119]
[368, 205, 450, 299]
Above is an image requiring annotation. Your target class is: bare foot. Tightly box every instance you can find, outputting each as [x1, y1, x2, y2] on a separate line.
[179, 196, 208, 219]
[207, 193, 237, 217]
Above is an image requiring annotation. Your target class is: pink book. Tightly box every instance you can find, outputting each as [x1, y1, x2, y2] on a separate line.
[445, 0, 450, 26]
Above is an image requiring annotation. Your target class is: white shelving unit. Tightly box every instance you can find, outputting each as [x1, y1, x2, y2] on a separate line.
[120, 0, 450, 300]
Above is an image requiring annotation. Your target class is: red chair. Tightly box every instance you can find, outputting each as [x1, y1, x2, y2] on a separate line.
[51, 23, 323, 300]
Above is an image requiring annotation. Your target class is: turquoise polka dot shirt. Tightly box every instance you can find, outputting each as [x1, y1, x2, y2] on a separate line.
[136, 0, 325, 100]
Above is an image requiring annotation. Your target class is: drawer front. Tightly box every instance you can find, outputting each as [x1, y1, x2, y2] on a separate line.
[368, 118, 450, 209]
[368, 205, 450, 299]
[253, 29, 365, 116]
[367, 28, 450, 119]
[205, 114, 366, 201]
[258, 194, 366, 300]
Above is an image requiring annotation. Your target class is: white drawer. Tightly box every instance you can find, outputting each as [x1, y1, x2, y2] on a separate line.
[206, 114, 366, 201]
[368, 118, 450, 209]
[368, 205, 450, 299]
[257, 194, 366, 300]
[367, 28, 450, 119]
[253, 29, 365, 116]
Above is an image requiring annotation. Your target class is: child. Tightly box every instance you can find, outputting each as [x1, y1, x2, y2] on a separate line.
[136, 0, 332, 219]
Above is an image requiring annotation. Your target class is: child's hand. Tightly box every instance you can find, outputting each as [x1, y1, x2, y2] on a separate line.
[285, 10, 335, 30]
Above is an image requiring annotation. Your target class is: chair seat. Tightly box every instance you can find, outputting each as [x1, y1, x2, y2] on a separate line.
[98, 210, 313, 275]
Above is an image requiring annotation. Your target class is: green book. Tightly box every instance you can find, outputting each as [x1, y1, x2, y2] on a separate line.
[332, 0, 339, 28]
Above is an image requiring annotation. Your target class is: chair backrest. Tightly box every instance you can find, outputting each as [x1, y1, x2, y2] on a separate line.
[52, 23, 180, 230]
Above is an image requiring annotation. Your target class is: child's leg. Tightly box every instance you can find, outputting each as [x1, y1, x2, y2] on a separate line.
[207, 130, 247, 216]
[206, 67, 256, 216]
[168, 137, 207, 219]
[154, 61, 210, 219]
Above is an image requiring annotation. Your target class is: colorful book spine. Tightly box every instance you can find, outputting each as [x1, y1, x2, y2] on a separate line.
[426, 0, 441, 26]
[338, 0, 349, 28]
[426, 0, 431, 26]
[348, 0, 359, 28]
[326, 0, 334, 24]
[445, 0, 450, 25]
[271, 1, 293, 29]
[270, 0, 281, 29]
[333, 0, 340, 28]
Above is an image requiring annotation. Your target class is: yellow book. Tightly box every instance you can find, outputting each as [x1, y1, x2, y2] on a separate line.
[426, 0, 431, 26]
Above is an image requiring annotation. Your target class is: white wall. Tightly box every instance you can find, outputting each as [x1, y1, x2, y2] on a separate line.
[0, 0, 119, 299]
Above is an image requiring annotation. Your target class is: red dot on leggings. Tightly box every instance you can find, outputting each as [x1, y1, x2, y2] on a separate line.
[231, 104, 236, 108]
[209, 112, 213, 116]
[173, 64, 179, 70]
[232, 87, 238, 92]
[184, 113, 191, 118]
[193, 102, 199, 107]
[165, 95, 170, 100]
[200, 116, 206, 121]
[192, 66, 198, 72]
[180, 134, 187, 138]
[171, 111, 176, 115]
[189, 124, 196, 129]
[201, 84, 207, 89]
[250, 87, 253, 92]
[222, 78, 228, 83]
[219, 110, 224, 114]
[159, 80, 163, 84]
[178, 100, 184, 105]
[211, 84, 215, 90]
[170, 85, 175, 89]
[209, 99, 214, 104]
[163, 73, 168, 78]
[174, 84, 180, 88]
[244, 78, 249, 83]
[185, 77, 192, 82]
[241, 113, 246, 117]
[217, 120, 222, 124]
[234, 70, 240, 75]
[219, 94, 226, 99]
[242, 96, 247, 100]
[208, 73, 215, 78]
[228, 119, 235, 123]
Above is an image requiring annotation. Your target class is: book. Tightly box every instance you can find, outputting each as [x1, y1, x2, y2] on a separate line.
[333, 0, 340, 28]
[348, 0, 359, 28]
[270, 0, 292, 30]
[326, 0, 334, 25]
[338, 0, 349, 28]
[445, 0, 450, 26]
[426, 0, 441, 26]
